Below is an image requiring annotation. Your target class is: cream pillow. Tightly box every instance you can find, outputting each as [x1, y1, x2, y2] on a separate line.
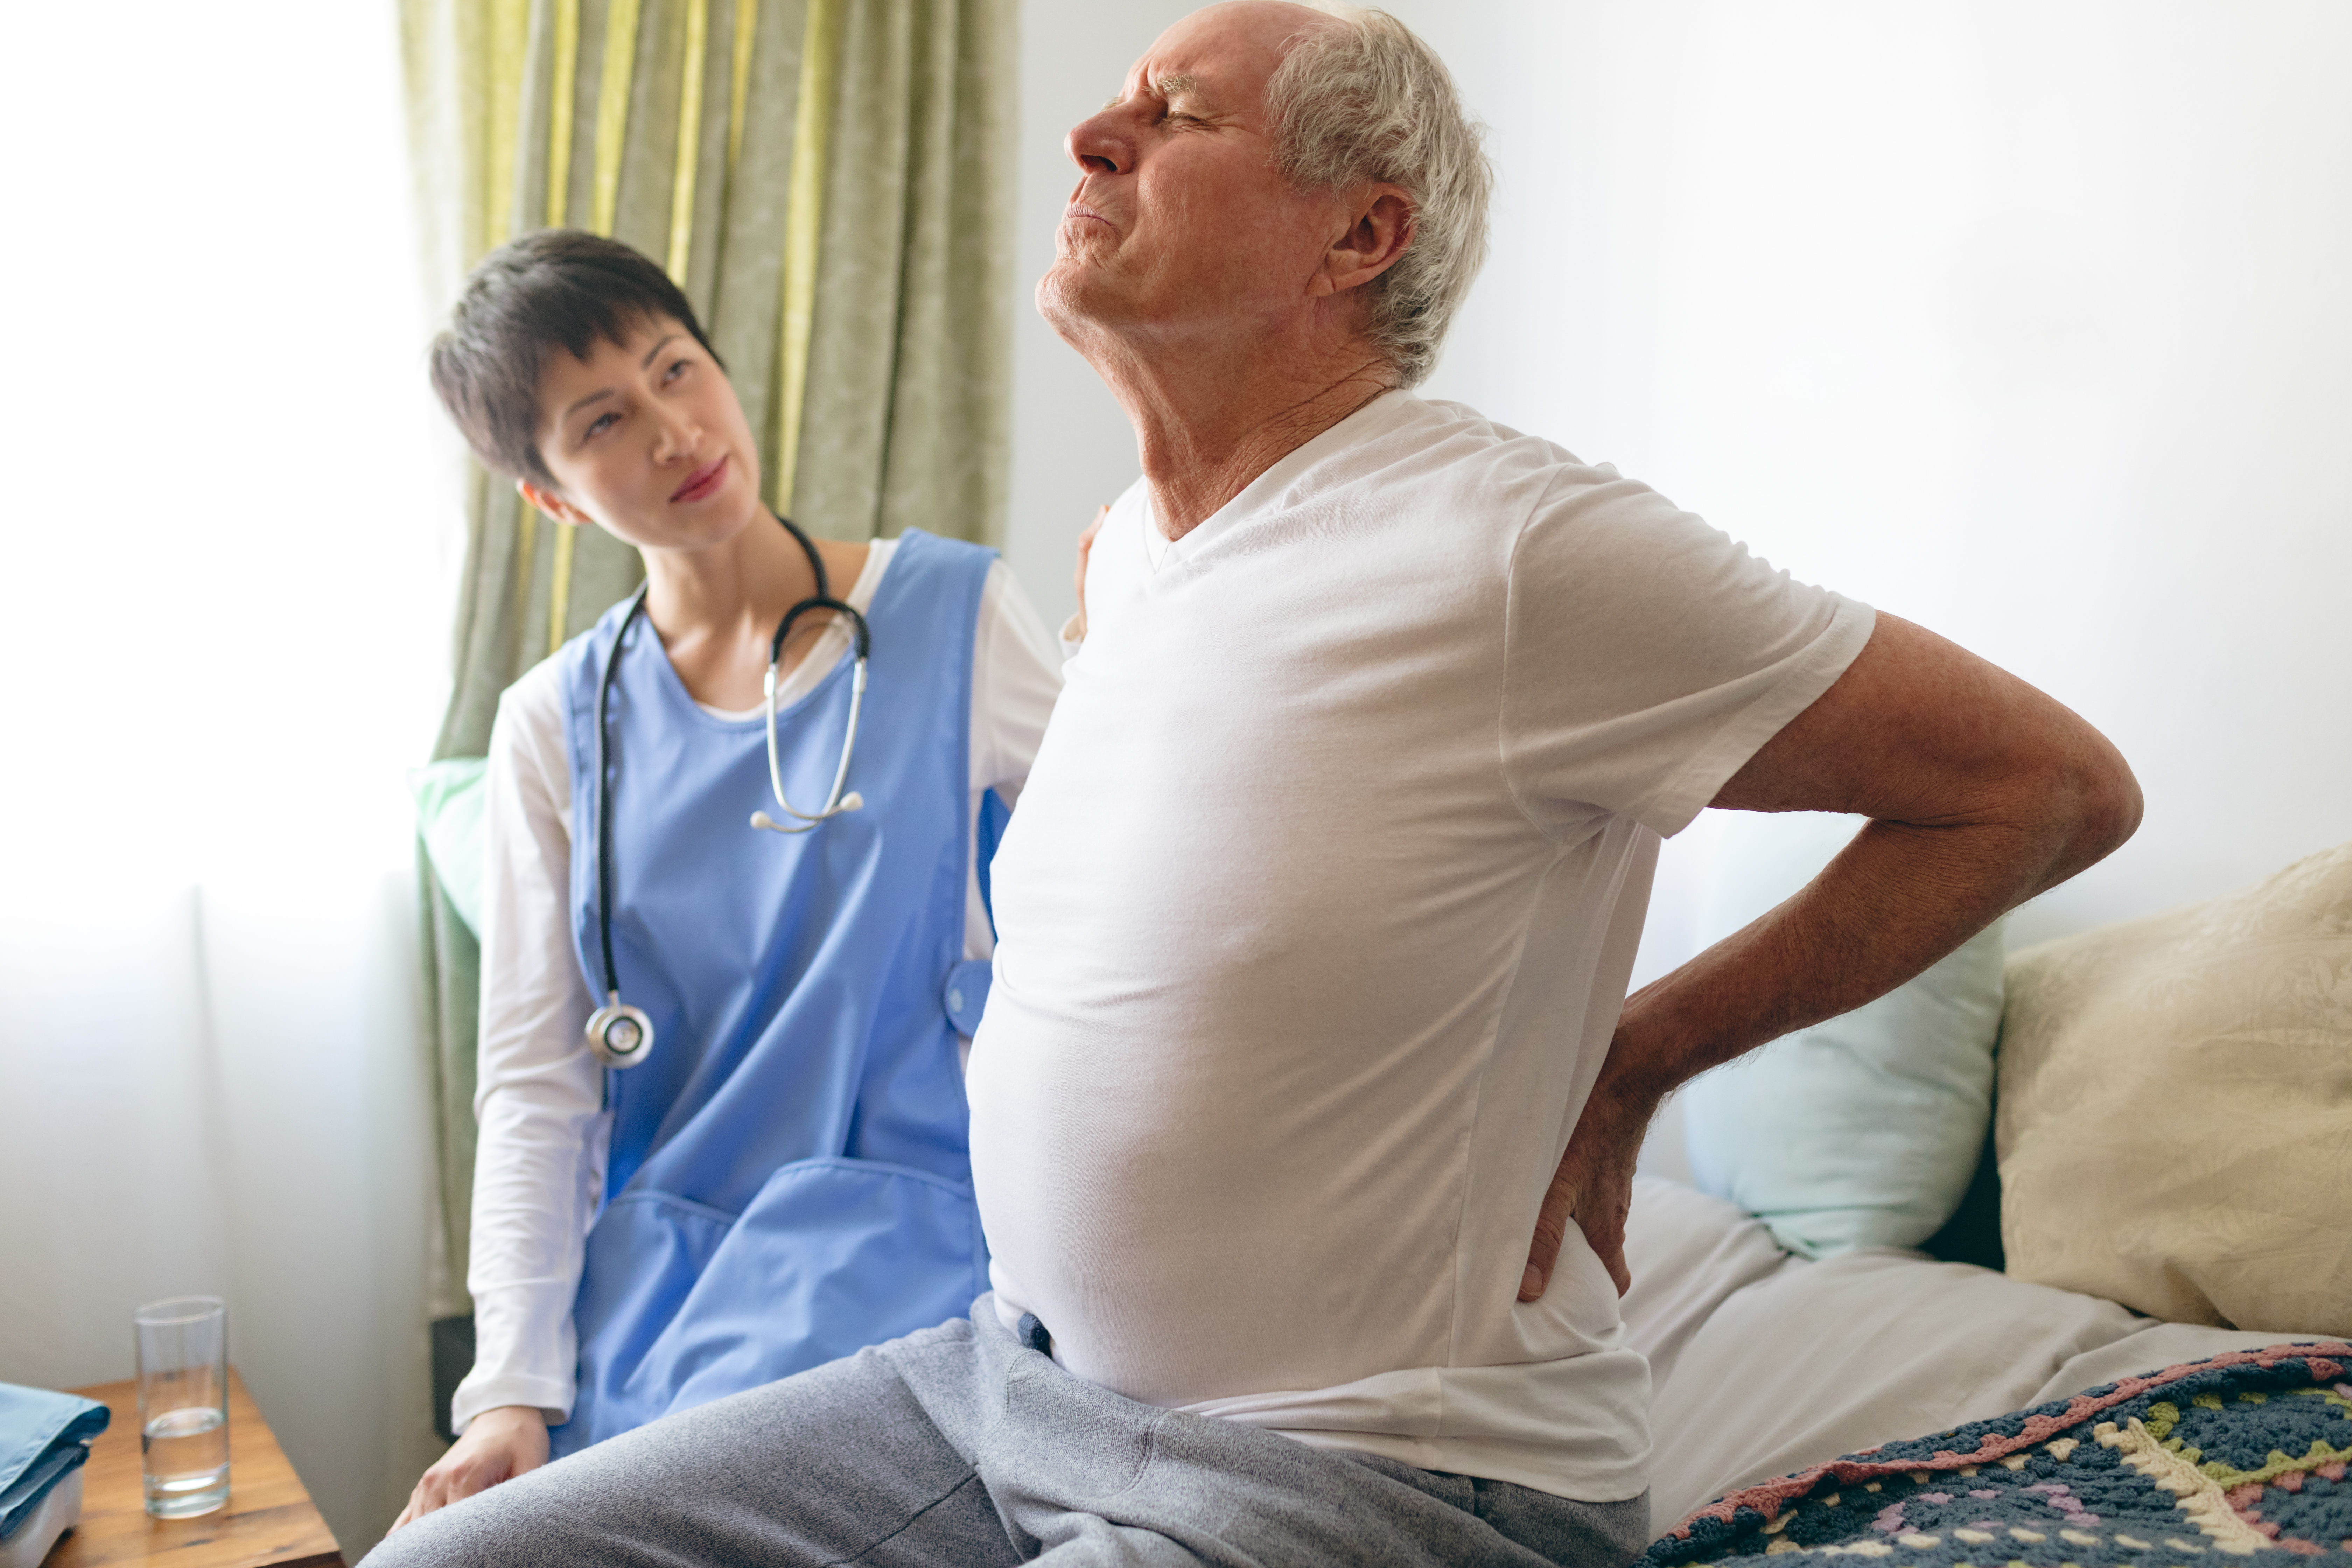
[1996, 841, 2352, 1335]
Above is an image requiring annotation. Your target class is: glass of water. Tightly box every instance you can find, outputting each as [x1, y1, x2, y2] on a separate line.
[134, 1295, 230, 1519]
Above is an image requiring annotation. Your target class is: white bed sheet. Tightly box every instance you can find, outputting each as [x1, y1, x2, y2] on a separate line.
[1620, 1176, 2300, 1532]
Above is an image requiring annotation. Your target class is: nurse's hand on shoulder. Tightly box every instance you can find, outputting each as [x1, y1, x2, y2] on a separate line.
[390, 1405, 550, 1531]
[1066, 504, 1107, 645]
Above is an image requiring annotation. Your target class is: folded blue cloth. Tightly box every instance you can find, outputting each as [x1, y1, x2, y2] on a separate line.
[0, 1384, 109, 1541]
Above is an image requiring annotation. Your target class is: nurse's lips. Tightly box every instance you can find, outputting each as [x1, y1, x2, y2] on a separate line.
[670, 454, 729, 503]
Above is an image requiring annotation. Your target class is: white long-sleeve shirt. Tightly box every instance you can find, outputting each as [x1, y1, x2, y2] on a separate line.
[455, 544, 1062, 1432]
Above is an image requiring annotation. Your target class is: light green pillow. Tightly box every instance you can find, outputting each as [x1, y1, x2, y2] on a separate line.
[409, 757, 489, 936]
[1675, 812, 2004, 1258]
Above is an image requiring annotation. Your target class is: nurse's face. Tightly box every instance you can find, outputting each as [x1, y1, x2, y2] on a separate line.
[522, 313, 765, 553]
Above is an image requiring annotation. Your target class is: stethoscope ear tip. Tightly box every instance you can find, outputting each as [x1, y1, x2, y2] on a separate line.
[839, 792, 864, 812]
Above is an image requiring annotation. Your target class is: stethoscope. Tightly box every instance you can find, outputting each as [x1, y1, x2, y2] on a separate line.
[583, 513, 873, 1070]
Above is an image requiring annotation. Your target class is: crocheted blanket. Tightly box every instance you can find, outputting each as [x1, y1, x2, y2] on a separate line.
[1648, 1342, 2352, 1567]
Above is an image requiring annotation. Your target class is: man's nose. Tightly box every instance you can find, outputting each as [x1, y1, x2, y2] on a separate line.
[1066, 108, 1130, 176]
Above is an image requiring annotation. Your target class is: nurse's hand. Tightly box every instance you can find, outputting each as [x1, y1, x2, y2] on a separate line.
[1067, 504, 1107, 644]
[389, 1405, 550, 1530]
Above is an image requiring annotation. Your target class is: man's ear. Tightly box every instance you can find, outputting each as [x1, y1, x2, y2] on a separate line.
[1309, 186, 1415, 300]
[517, 478, 594, 528]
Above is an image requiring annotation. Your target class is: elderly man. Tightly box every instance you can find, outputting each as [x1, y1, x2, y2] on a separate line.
[369, 4, 2137, 1565]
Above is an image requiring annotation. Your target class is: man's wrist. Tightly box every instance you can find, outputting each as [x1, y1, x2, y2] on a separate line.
[1578, 1076, 1661, 1146]
[1585, 1012, 1679, 1126]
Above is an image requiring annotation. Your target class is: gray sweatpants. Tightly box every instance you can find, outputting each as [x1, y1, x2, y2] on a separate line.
[366, 1298, 1650, 1567]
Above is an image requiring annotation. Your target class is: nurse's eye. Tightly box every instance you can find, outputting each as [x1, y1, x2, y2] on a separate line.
[584, 410, 619, 440]
[664, 357, 692, 384]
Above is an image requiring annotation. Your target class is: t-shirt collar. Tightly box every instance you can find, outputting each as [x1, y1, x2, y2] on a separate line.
[1143, 388, 1421, 567]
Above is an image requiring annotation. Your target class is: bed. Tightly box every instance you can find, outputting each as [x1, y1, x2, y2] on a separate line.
[1617, 836, 2351, 1562]
[1620, 1176, 2332, 1533]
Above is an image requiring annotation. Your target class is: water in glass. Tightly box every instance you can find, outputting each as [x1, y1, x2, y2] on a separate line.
[142, 1405, 230, 1517]
[135, 1294, 229, 1519]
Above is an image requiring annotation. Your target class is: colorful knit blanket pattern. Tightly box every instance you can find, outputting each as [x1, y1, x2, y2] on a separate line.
[1648, 1342, 2352, 1568]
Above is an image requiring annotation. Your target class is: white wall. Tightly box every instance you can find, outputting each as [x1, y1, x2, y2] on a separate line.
[0, 4, 456, 1558]
[1005, 0, 2352, 968]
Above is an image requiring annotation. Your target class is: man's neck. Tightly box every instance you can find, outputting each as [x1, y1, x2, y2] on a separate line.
[1098, 336, 1401, 541]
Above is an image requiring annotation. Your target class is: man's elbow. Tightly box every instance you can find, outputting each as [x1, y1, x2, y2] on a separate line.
[2044, 736, 2143, 882]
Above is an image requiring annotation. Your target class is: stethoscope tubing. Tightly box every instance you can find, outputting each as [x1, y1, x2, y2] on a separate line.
[755, 589, 872, 832]
[585, 513, 871, 1069]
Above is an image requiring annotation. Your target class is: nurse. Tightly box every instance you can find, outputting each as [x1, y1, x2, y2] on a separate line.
[394, 231, 1061, 1525]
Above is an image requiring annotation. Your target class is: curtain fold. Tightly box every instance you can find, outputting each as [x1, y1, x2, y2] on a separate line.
[400, 0, 1012, 1321]
[795, 0, 1012, 543]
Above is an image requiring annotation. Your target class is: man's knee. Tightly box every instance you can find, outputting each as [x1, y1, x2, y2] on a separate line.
[365, 1332, 992, 1567]
[362, 1474, 579, 1568]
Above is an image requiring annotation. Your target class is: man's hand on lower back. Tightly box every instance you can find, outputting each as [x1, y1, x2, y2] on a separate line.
[1520, 1071, 1652, 1300]
[1514, 613, 2142, 1306]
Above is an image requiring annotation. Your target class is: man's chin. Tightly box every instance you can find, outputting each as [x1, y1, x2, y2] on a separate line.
[1036, 264, 1120, 343]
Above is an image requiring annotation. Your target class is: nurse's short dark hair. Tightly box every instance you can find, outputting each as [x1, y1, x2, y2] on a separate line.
[429, 229, 723, 486]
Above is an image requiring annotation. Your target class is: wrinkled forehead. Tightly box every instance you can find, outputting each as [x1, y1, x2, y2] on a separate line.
[1121, 1, 1337, 113]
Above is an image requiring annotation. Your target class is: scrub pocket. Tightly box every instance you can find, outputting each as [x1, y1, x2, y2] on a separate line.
[557, 1157, 990, 1453]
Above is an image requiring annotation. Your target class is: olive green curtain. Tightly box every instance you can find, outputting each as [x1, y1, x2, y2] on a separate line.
[399, 0, 1013, 1314]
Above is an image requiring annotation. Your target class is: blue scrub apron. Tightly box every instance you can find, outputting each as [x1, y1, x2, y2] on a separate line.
[548, 528, 997, 1456]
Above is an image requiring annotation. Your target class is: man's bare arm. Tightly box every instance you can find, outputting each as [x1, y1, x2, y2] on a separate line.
[1520, 612, 2142, 1300]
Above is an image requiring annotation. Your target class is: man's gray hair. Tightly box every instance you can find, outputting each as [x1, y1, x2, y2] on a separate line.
[1265, 5, 1492, 386]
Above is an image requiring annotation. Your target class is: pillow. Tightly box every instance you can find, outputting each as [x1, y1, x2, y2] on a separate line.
[1997, 840, 2352, 1336]
[409, 756, 490, 937]
[1674, 810, 2006, 1258]
[1684, 923, 2005, 1257]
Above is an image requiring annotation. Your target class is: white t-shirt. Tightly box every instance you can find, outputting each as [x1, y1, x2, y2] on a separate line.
[969, 392, 1873, 1500]
[454, 542, 1063, 1433]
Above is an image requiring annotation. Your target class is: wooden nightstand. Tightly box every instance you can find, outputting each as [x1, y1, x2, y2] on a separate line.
[48, 1370, 343, 1568]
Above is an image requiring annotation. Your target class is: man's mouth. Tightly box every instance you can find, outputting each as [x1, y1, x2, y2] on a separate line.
[670, 454, 729, 503]
[1064, 202, 1117, 233]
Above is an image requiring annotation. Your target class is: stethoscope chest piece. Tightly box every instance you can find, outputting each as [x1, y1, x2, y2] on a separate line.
[581, 514, 854, 1076]
[586, 990, 656, 1069]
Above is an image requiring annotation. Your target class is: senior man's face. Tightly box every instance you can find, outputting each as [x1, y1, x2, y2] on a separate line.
[1041, 2, 1344, 354]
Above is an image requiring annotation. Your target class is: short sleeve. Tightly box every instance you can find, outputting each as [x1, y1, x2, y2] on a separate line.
[1500, 467, 1875, 840]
